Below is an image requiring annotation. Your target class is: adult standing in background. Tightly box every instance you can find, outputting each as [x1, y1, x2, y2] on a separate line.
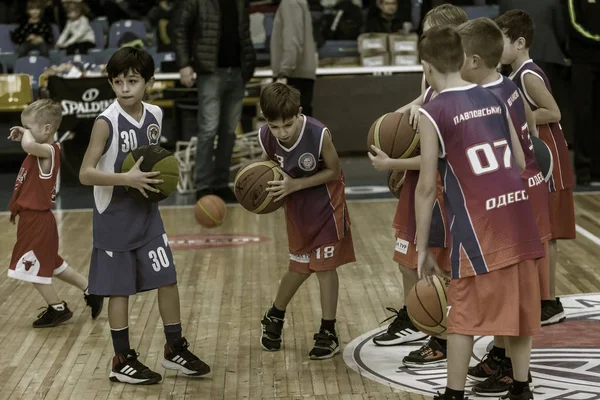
[173, 0, 256, 202]
[271, 0, 317, 116]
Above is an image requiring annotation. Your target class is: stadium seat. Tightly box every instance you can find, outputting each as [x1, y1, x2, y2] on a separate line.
[90, 20, 106, 48]
[108, 20, 146, 48]
[89, 48, 118, 64]
[0, 24, 17, 53]
[0, 74, 33, 112]
[14, 55, 51, 92]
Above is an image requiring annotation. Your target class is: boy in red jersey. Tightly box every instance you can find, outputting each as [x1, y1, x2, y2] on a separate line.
[496, 9, 576, 326]
[416, 26, 544, 400]
[458, 17, 552, 396]
[258, 83, 355, 360]
[7, 100, 103, 328]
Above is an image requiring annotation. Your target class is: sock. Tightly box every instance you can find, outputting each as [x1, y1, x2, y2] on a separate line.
[268, 304, 285, 319]
[164, 322, 183, 346]
[51, 303, 65, 312]
[511, 380, 529, 395]
[434, 337, 447, 349]
[320, 318, 336, 333]
[444, 387, 464, 400]
[111, 326, 130, 355]
[491, 345, 506, 360]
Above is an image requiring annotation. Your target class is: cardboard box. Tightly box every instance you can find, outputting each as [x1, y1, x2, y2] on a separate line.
[391, 53, 419, 66]
[388, 33, 418, 54]
[360, 52, 390, 67]
[358, 33, 389, 53]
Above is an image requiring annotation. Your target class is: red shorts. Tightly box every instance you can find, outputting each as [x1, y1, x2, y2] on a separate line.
[548, 189, 576, 240]
[392, 230, 451, 272]
[289, 231, 356, 274]
[8, 210, 66, 284]
[537, 241, 551, 301]
[447, 260, 541, 336]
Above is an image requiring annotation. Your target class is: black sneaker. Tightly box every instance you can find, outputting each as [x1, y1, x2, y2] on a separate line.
[541, 297, 566, 326]
[472, 361, 533, 397]
[162, 337, 210, 376]
[372, 307, 428, 346]
[309, 328, 340, 360]
[433, 391, 470, 400]
[32, 302, 73, 328]
[84, 293, 104, 319]
[467, 351, 504, 381]
[214, 187, 237, 203]
[260, 310, 284, 351]
[500, 386, 534, 400]
[402, 336, 447, 368]
[109, 349, 162, 385]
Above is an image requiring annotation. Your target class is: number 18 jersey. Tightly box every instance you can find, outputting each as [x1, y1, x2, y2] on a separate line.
[419, 84, 544, 279]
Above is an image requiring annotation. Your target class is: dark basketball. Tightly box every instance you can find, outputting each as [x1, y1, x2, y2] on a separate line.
[406, 275, 449, 337]
[388, 170, 406, 199]
[367, 112, 420, 159]
[234, 160, 284, 214]
[531, 136, 553, 182]
[121, 145, 180, 202]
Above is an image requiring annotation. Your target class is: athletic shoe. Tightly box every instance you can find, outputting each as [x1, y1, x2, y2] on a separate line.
[260, 310, 284, 351]
[309, 328, 340, 360]
[402, 336, 447, 368]
[500, 387, 534, 400]
[372, 306, 428, 346]
[162, 337, 210, 376]
[541, 297, 566, 326]
[472, 361, 533, 397]
[84, 293, 104, 319]
[32, 301, 73, 328]
[468, 351, 504, 381]
[433, 391, 470, 400]
[109, 350, 162, 385]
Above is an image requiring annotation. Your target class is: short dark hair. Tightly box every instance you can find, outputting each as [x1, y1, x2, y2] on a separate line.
[494, 9, 535, 48]
[458, 18, 505, 69]
[423, 4, 468, 28]
[259, 83, 301, 121]
[106, 47, 155, 82]
[418, 25, 465, 74]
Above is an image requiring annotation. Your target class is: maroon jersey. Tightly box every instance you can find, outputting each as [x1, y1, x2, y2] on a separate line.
[419, 84, 544, 279]
[509, 59, 575, 191]
[259, 116, 350, 255]
[8, 143, 60, 220]
[484, 75, 552, 243]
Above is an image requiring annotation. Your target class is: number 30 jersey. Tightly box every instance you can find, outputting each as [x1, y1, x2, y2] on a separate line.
[419, 84, 544, 279]
[92, 100, 166, 251]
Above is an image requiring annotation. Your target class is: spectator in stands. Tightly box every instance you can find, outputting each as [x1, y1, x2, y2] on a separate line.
[173, 0, 256, 202]
[365, 0, 411, 33]
[271, 0, 317, 116]
[55, 1, 95, 55]
[11, 0, 54, 57]
[148, 0, 174, 53]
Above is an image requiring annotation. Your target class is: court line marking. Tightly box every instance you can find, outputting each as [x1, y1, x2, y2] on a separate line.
[575, 225, 600, 247]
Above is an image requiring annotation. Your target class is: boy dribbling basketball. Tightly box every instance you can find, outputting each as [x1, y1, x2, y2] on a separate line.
[258, 83, 355, 360]
[416, 26, 544, 400]
[7, 100, 103, 328]
[458, 17, 552, 396]
[79, 47, 209, 384]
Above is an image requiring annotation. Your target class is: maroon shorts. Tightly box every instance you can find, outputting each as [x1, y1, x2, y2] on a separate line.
[289, 231, 356, 274]
[392, 230, 451, 272]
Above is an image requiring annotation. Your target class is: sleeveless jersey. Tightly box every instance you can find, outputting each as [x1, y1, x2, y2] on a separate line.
[258, 116, 350, 255]
[393, 85, 449, 248]
[420, 84, 544, 279]
[93, 101, 166, 251]
[8, 143, 61, 219]
[484, 75, 552, 243]
[509, 60, 575, 192]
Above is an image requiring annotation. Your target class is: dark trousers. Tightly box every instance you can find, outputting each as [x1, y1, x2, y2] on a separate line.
[571, 60, 600, 182]
[287, 77, 315, 117]
[17, 42, 50, 57]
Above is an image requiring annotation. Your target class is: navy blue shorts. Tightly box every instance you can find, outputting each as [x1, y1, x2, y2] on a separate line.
[89, 233, 177, 296]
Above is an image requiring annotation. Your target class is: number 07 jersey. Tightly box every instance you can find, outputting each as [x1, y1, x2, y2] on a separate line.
[92, 100, 166, 252]
[419, 84, 544, 279]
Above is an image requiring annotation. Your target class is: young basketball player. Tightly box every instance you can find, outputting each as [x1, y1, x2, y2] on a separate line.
[7, 100, 104, 328]
[457, 17, 552, 396]
[496, 9, 576, 326]
[258, 83, 355, 360]
[365, 4, 467, 369]
[79, 47, 210, 384]
[416, 25, 544, 400]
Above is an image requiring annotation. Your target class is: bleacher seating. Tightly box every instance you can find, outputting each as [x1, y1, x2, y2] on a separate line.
[14, 56, 50, 92]
[108, 20, 147, 48]
[0, 24, 17, 53]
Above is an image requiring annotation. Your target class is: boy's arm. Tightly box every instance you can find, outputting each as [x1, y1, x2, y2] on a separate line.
[266, 130, 340, 201]
[79, 119, 162, 198]
[523, 74, 561, 124]
[368, 146, 421, 171]
[9, 127, 53, 158]
[506, 110, 526, 174]
[522, 91, 539, 137]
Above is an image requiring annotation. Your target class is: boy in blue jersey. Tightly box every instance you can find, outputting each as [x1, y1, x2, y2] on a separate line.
[79, 47, 210, 385]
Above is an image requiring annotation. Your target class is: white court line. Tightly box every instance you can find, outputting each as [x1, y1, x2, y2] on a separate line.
[575, 224, 600, 247]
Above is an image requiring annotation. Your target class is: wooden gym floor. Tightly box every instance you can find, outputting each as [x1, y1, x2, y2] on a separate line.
[1, 193, 600, 400]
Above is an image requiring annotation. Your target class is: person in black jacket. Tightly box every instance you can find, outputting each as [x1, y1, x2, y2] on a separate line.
[172, 0, 256, 202]
[11, 0, 54, 57]
[365, 0, 411, 34]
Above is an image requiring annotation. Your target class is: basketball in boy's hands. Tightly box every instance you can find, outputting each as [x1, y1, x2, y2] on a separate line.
[195, 195, 227, 228]
[406, 275, 449, 337]
[368, 112, 420, 159]
[388, 170, 405, 199]
[121, 145, 179, 202]
[234, 160, 284, 214]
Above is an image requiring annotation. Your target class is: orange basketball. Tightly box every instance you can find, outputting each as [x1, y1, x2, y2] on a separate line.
[367, 112, 420, 159]
[233, 160, 284, 214]
[194, 195, 227, 228]
[388, 170, 406, 199]
[405, 275, 449, 337]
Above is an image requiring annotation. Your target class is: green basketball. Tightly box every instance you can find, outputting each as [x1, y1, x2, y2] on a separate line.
[121, 145, 179, 202]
